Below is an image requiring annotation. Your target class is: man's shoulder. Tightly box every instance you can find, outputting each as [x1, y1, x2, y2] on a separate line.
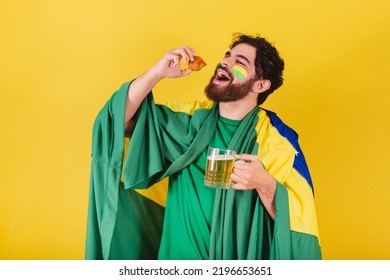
[259, 108, 299, 145]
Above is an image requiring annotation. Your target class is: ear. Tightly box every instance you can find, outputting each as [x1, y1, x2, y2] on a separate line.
[252, 79, 271, 94]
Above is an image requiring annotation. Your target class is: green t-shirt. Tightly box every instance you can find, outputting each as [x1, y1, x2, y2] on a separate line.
[158, 116, 241, 259]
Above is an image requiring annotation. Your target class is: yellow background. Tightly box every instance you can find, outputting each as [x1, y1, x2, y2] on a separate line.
[1, 0, 389, 260]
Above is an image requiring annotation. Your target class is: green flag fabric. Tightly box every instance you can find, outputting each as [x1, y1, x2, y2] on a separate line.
[85, 81, 322, 260]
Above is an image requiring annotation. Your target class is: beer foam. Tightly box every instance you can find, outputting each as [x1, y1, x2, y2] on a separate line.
[207, 155, 235, 160]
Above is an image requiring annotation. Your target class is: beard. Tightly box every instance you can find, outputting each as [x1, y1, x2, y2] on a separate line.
[204, 74, 256, 103]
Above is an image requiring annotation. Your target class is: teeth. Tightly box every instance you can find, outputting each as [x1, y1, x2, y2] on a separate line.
[217, 71, 229, 80]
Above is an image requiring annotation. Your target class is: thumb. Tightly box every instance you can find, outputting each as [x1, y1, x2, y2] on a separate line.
[181, 68, 193, 76]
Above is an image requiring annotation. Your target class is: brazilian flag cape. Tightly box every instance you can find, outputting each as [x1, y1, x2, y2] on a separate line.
[85, 81, 322, 260]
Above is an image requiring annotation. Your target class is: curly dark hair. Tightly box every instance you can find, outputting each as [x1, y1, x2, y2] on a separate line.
[230, 33, 285, 105]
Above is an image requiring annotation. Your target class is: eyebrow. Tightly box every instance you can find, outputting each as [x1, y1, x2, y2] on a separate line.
[225, 51, 251, 65]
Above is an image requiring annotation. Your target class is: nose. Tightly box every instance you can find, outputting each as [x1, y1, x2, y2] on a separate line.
[221, 56, 233, 68]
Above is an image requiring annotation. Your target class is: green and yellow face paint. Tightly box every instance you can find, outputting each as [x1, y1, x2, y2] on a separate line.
[216, 63, 248, 81]
[232, 65, 247, 80]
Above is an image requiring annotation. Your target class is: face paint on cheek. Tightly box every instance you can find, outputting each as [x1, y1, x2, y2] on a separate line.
[232, 65, 247, 80]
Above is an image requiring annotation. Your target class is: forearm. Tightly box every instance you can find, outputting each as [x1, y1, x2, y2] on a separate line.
[125, 67, 163, 125]
[255, 175, 277, 220]
[231, 154, 277, 219]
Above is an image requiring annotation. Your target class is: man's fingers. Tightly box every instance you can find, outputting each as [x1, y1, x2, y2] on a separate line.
[235, 153, 259, 163]
[168, 54, 181, 68]
[170, 46, 196, 65]
[181, 46, 196, 62]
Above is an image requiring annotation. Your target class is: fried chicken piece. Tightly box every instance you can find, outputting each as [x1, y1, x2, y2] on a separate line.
[188, 56, 207, 71]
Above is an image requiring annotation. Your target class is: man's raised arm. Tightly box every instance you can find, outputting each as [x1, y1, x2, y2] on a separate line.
[124, 46, 196, 134]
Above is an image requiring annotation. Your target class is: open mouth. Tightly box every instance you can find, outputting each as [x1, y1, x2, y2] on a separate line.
[216, 72, 230, 81]
[214, 68, 232, 83]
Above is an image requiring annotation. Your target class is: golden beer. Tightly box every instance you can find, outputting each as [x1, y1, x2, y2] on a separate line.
[204, 148, 235, 189]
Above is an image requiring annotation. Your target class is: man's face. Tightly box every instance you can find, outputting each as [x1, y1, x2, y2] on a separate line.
[205, 43, 258, 103]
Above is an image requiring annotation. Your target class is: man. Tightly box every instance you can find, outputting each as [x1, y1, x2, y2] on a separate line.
[85, 34, 322, 260]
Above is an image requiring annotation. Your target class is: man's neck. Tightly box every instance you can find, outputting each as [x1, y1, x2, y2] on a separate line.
[218, 99, 258, 120]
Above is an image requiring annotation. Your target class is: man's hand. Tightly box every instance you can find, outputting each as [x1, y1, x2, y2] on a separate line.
[231, 154, 277, 219]
[151, 46, 196, 79]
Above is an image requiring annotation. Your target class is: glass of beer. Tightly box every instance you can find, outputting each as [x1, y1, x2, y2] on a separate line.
[204, 147, 235, 189]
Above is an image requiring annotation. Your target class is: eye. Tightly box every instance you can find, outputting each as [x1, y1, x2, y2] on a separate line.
[236, 60, 247, 67]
